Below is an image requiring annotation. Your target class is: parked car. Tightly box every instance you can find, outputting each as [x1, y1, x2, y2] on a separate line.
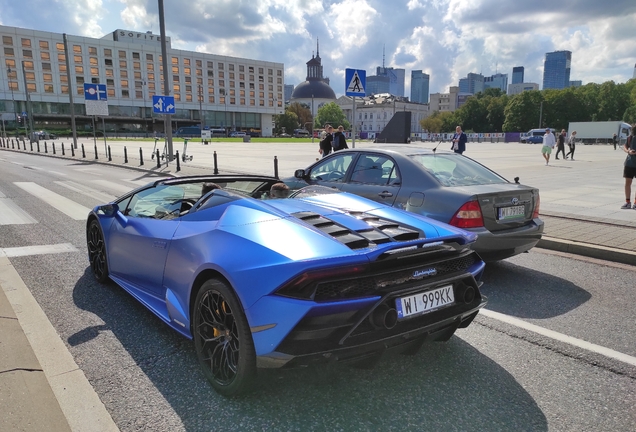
[31, 130, 57, 140]
[174, 126, 202, 138]
[229, 131, 247, 137]
[522, 128, 554, 144]
[287, 147, 544, 262]
[278, 133, 291, 138]
[86, 174, 486, 396]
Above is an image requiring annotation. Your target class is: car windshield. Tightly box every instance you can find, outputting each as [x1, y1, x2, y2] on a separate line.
[409, 153, 507, 187]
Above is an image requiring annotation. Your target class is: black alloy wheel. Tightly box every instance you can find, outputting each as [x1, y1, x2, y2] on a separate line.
[87, 219, 109, 283]
[193, 279, 256, 397]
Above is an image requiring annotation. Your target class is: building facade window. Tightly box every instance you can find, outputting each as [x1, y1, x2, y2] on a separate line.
[2, 36, 13, 45]
[21, 38, 32, 47]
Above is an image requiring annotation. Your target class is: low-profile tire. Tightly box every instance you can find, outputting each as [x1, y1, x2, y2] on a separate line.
[193, 278, 256, 397]
[87, 219, 109, 283]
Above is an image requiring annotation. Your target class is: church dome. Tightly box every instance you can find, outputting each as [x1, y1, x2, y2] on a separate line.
[291, 80, 336, 100]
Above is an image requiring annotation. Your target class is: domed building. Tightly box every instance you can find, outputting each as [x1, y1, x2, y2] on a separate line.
[290, 40, 336, 116]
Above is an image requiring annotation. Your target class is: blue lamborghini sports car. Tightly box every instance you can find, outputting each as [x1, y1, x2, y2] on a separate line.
[86, 175, 487, 396]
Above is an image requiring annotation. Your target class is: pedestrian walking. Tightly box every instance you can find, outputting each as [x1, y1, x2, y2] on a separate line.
[318, 125, 333, 158]
[612, 133, 618, 150]
[555, 129, 567, 159]
[451, 125, 467, 154]
[565, 131, 577, 160]
[332, 125, 348, 151]
[621, 126, 636, 209]
[541, 128, 556, 166]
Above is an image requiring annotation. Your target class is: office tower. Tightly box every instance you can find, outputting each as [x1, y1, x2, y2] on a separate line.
[458, 73, 484, 95]
[365, 75, 390, 95]
[484, 73, 508, 93]
[410, 70, 430, 104]
[512, 66, 524, 84]
[284, 84, 294, 102]
[542, 50, 572, 89]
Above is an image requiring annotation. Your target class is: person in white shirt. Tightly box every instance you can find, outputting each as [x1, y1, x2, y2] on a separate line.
[541, 128, 556, 166]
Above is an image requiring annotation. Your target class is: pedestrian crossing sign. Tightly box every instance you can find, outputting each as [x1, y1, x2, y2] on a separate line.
[345, 68, 366, 97]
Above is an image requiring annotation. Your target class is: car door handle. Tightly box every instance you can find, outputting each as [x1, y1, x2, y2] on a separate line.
[378, 191, 393, 198]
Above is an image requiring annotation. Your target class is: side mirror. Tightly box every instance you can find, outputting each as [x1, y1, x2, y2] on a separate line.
[98, 203, 119, 217]
[294, 169, 306, 179]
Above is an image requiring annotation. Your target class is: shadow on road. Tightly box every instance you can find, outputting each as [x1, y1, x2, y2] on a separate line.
[70, 267, 548, 431]
[480, 259, 591, 319]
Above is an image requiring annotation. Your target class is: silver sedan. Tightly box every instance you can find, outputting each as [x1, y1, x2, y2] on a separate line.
[287, 146, 544, 262]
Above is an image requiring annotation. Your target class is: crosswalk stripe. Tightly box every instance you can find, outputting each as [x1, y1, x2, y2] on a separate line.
[0, 196, 38, 224]
[90, 179, 134, 195]
[29, 166, 67, 176]
[55, 181, 116, 203]
[0, 243, 78, 258]
[14, 182, 91, 221]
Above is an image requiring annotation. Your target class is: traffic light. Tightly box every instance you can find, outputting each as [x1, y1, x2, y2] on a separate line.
[17, 115, 23, 125]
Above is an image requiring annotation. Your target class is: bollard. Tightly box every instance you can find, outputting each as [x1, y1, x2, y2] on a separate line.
[176, 150, 181, 172]
[156, 149, 161, 168]
[71, 143, 75, 157]
[30, 140, 33, 151]
[62, 143, 65, 156]
[81, 143, 86, 158]
[23, 140, 26, 150]
[124, 146, 128, 163]
[44, 141, 48, 153]
[37, 141, 40, 152]
[213, 151, 219, 174]
[274, 155, 279, 179]
[139, 147, 144, 166]
[12, 139, 15, 149]
[108, 145, 112, 161]
[53, 143, 56, 155]
[94, 144, 98, 160]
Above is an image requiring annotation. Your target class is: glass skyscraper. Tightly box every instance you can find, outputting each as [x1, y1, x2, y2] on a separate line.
[410, 70, 430, 104]
[512, 66, 524, 84]
[542, 51, 572, 89]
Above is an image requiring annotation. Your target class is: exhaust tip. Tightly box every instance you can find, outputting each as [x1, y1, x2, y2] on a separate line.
[456, 282, 476, 304]
[371, 304, 399, 330]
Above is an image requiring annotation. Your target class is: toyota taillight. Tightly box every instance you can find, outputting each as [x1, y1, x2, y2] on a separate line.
[449, 200, 484, 228]
[532, 194, 541, 219]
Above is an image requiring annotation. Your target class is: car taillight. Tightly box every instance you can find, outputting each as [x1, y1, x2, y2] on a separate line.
[276, 264, 369, 300]
[449, 200, 484, 228]
[532, 194, 540, 218]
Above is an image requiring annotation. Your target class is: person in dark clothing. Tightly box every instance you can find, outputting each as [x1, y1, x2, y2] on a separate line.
[612, 133, 618, 150]
[332, 125, 348, 151]
[621, 126, 636, 209]
[555, 129, 567, 159]
[318, 126, 333, 158]
[451, 126, 467, 154]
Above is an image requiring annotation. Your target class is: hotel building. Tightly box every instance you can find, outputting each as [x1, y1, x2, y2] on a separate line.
[0, 25, 285, 136]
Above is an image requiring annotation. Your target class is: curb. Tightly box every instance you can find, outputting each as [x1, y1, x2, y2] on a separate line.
[537, 236, 636, 267]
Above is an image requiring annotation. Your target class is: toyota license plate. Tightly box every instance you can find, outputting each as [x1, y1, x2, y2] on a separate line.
[498, 205, 525, 220]
[395, 285, 455, 320]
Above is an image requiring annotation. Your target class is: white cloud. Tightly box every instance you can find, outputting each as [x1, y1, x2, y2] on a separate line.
[2, 0, 636, 97]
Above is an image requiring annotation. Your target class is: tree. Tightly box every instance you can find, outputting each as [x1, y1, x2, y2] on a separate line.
[273, 111, 299, 136]
[314, 102, 350, 130]
[502, 90, 543, 132]
[287, 102, 312, 131]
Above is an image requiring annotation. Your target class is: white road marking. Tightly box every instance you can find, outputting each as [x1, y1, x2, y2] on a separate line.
[55, 180, 116, 203]
[0, 256, 118, 431]
[27, 165, 67, 176]
[90, 179, 135, 195]
[14, 182, 91, 220]
[0, 196, 38, 224]
[123, 178, 152, 187]
[480, 308, 636, 367]
[0, 243, 78, 258]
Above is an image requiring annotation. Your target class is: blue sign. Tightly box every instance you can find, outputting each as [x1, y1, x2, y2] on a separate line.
[152, 95, 176, 114]
[345, 69, 366, 97]
[21, 111, 27, 117]
[84, 83, 107, 101]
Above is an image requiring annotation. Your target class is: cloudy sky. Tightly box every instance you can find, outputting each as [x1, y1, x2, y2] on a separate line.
[2, 0, 636, 98]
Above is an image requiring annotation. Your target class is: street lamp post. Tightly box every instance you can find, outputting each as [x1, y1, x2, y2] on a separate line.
[198, 84, 204, 131]
[311, 93, 314, 144]
[538, 101, 544, 128]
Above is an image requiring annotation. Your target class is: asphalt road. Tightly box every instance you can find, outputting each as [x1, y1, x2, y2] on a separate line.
[1, 151, 635, 431]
